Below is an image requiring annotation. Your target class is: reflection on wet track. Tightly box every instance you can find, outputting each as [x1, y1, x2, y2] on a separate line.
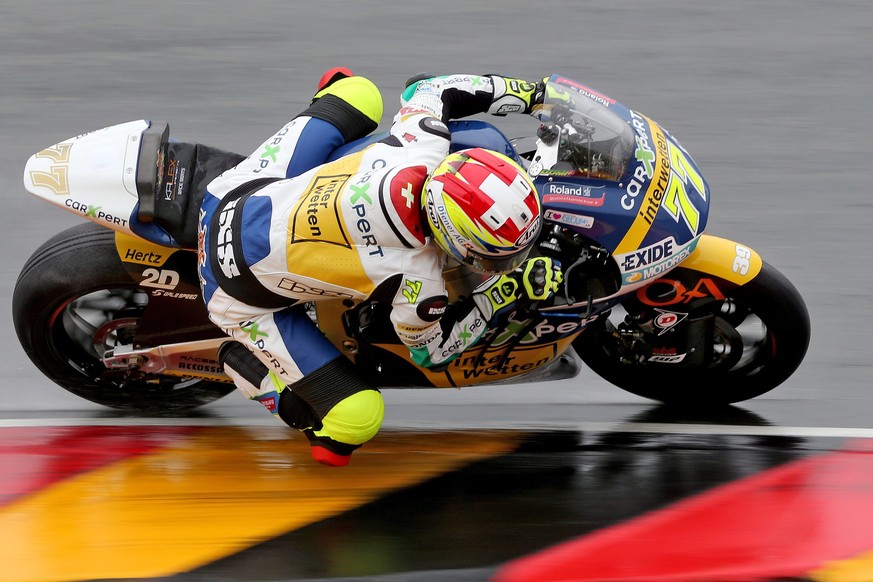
[3, 415, 873, 581]
[0, 427, 520, 581]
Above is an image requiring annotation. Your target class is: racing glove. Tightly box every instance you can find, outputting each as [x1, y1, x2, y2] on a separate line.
[488, 76, 576, 117]
[473, 256, 563, 320]
[488, 76, 545, 116]
[402, 73, 556, 119]
[518, 256, 563, 302]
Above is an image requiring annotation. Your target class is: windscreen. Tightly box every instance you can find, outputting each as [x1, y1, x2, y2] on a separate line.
[536, 78, 635, 181]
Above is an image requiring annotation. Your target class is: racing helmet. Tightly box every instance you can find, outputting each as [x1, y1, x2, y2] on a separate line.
[423, 148, 542, 273]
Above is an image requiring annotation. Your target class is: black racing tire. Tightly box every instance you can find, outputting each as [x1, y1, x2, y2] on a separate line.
[574, 261, 810, 405]
[12, 223, 235, 413]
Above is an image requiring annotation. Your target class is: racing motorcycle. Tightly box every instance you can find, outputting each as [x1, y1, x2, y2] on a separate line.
[13, 76, 810, 412]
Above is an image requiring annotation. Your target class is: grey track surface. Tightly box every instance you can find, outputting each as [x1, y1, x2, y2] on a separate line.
[1, 0, 871, 431]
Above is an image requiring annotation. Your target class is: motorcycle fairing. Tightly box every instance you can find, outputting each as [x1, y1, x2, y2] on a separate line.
[616, 235, 764, 369]
[533, 76, 712, 296]
[359, 333, 581, 388]
[23, 119, 245, 250]
[676, 234, 763, 284]
[24, 120, 148, 236]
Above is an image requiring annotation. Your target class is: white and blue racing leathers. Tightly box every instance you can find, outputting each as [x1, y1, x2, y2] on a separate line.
[198, 74, 541, 397]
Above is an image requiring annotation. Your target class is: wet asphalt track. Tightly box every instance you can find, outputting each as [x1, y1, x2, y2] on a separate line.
[1, 1, 872, 580]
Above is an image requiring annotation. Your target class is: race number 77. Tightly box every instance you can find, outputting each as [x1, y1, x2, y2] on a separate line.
[663, 141, 707, 235]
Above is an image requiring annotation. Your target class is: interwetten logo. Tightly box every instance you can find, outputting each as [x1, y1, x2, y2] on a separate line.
[290, 174, 352, 246]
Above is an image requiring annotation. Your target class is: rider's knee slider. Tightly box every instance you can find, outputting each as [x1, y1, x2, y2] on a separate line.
[289, 356, 384, 461]
[313, 389, 384, 446]
[303, 76, 383, 143]
[306, 390, 384, 467]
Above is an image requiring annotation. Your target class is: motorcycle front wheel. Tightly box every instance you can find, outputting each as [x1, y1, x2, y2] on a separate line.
[574, 261, 810, 405]
[12, 223, 235, 413]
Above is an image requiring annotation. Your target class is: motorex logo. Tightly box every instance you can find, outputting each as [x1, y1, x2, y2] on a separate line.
[619, 237, 700, 284]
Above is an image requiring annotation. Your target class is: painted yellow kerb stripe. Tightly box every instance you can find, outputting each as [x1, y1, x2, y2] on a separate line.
[614, 117, 670, 255]
[811, 547, 873, 581]
[0, 426, 521, 582]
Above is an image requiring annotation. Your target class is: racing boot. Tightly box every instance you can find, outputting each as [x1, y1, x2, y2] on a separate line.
[289, 356, 384, 467]
[301, 69, 383, 143]
[218, 341, 384, 467]
[316, 66, 355, 93]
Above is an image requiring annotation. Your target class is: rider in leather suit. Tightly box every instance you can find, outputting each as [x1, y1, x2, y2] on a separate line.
[199, 69, 562, 466]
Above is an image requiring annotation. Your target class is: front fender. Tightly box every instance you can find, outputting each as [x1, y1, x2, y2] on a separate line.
[679, 234, 763, 286]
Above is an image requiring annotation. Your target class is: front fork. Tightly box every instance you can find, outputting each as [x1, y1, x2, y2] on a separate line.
[611, 308, 714, 367]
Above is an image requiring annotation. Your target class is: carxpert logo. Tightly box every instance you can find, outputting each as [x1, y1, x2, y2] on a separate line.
[348, 173, 386, 258]
[253, 121, 296, 174]
[289, 174, 352, 247]
[65, 198, 128, 227]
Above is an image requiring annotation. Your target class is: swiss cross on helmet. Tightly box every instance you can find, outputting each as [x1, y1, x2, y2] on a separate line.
[423, 148, 542, 273]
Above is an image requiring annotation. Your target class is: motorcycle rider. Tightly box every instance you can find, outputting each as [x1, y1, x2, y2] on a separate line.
[199, 68, 563, 466]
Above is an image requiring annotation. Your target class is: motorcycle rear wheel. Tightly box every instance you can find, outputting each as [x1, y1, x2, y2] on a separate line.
[12, 223, 235, 413]
[574, 262, 810, 405]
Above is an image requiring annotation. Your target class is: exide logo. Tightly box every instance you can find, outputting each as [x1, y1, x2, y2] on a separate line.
[621, 238, 674, 271]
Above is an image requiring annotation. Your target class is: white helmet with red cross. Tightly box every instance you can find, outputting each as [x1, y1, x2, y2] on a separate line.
[422, 148, 542, 274]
